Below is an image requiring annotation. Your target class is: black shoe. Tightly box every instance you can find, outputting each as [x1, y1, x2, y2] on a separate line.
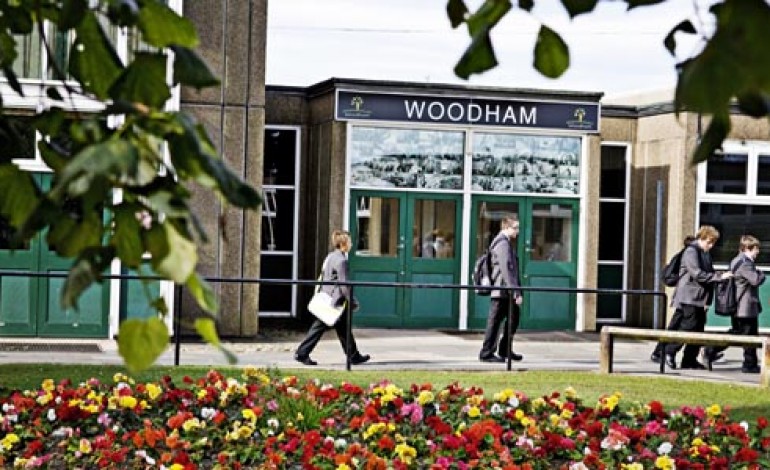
[479, 355, 505, 363]
[350, 353, 371, 365]
[703, 350, 724, 363]
[294, 354, 317, 366]
[665, 354, 677, 369]
[502, 352, 523, 361]
[650, 352, 662, 363]
[680, 361, 706, 370]
[742, 365, 761, 374]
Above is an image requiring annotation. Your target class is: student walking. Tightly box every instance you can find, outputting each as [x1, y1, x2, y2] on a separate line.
[295, 230, 371, 366]
[662, 225, 732, 370]
[704, 235, 766, 373]
[479, 216, 523, 363]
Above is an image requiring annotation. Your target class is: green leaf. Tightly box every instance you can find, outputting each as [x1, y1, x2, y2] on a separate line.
[146, 222, 197, 283]
[533, 25, 569, 78]
[663, 20, 696, 56]
[47, 210, 102, 258]
[118, 318, 170, 372]
[137, 0, 198, 48]
[112, 204, 145, 268]
[0, 165, 39, 227]
[186, 273, 218, 314]
[446, 0, 469, 28]
[107, 0, 139, 27]
[167, 114, 262, 209]
[50, 139, 139, 200]
[692, 114, 730, 165]
[69, 11, 123, 99]
[466, 0, 511, 37]
[60, 0, 87, 30]
[2, 66, 23, 96]
[624, 0, 666, 8]
[195, 318, 237, 364]
[737, 92, 770, 117]
[518, 0, 534, 12]
[109, 52, 170, 109]
[561, 0, 599, 18]
[37, 141, 69, 173]
[46, 86, 64, 101]
[61, 246, 115, 310]
[454, 30, 497, 79]
[170, 46, 219, 89]
[0, 32, 19, 69]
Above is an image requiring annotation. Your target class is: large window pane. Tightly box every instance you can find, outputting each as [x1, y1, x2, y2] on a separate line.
[600, 145, 626, 198]
[472, 133, 580, 194]
[597, 264, 623, 320]
[598, 202, 625, 261]
[699, 203, 770, 264]
[264, 129, 296, 186]
[259, 254, 293, 313]
[757, 154, 770, 196]
[705, 153, 747, 194]
[354, 196, 400, 257]
[350, 127, 464, 190]
[11, 31, 43, 78]
[530, 203, 573, 262]
[261, 188, 295, 252]
[412, 199, 456, 259]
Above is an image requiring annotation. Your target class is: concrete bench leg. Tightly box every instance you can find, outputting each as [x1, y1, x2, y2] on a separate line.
[761, 338, 770, 389]
[600, 329, 613, 374]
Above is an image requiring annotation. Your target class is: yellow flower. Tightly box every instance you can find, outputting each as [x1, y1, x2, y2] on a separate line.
[13, 457, 29, 468]
[168, 465, 185, 470]
[564, 386, 578, 400]
[237, 425, 253, 439]
[36, 392, 52, 406]
[621, 463, 644, 470]
[494, 388, 515, 403]
[706, 404, 721, 417]
[1, 433, 20, 450]
[337, 464, 351, 470]
[146, 383, 162, 400]
[549, 414, 560, 426]
[41, 379, 55, 392]
[79, 438, 92, 454]
[395, 443, 417, 464]
[242, 408, 256, 421]
[182, 418, 204, 432]
[521, 416, 532, 427]
[197, 389, 208, 400]
[655, 455, 674, 470]
[363, 423, 386, 439]
[417, 390, 434, 405]
[514, 409, 524, 420]
[467, 406, 481, 418]
[560, 408, 574, 419]
[118, 396, 137, 409]
[467, 394, 483, 406]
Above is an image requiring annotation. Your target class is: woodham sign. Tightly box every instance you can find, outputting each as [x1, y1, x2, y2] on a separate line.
[335, 90, 600, 132]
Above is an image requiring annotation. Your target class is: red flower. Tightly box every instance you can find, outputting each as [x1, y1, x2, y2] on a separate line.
[758, 416, 768, 430]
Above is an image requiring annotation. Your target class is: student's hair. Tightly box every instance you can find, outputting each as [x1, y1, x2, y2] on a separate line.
[501, 216, 519, 230]
[683, 235, 696, 247]
[740, 234, 761, 252]
[696, 225, 720, 242]
[331, 230, 351, 249]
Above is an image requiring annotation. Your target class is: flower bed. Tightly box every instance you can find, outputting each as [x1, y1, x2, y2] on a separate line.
[1, 368, 769, 469]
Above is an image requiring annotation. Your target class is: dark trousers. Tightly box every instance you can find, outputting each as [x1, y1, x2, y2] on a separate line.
[664, 304, 706, 365]
[652, 308, 684, 357]
[479, 297, 520, 358]
[706, 316, 760, 368]
[296, 310, 359, 359]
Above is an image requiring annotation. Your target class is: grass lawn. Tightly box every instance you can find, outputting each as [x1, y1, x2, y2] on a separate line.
[1, 363, 767, 423]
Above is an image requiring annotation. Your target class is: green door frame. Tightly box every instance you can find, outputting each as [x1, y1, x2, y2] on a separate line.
[468, 195, 579, 330]
[349, 190, 462, 328]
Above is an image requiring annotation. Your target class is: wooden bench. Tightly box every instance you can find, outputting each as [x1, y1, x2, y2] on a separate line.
[600, 326, 770, 388]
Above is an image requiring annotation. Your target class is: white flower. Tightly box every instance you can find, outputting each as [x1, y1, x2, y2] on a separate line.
[740, 421, 749, 431]
[200, 407, 216, 420]
[490, 404, 503, 416]
[693, 427, 700, 435]
[570, 463, 589, 470]
[584, 447, 592, 455]
[267, 418, 279, 428]
[334, 438, 347, 449]
[658, 442, 673, 455]
[47, 409, 57, 422]
[508, 397, 520, 407]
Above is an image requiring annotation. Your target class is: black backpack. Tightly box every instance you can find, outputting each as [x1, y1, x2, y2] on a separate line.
[714, 259, 745, 316]
[661, 248, 687, 287]
[472, 238, 503, 296]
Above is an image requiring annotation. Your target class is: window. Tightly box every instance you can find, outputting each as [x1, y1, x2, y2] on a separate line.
[349, 126, 465, 190]
[597, 144, 629, 321]
[699, 141, 770, 266]
[471, 133, 581, 195]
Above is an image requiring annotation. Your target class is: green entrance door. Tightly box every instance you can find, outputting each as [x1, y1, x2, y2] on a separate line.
[0, 173, 110, 337]
[349, 190, 461, 328]
[468, 196, 579, 330]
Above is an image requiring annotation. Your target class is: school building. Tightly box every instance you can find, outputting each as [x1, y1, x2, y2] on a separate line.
[2, 1, 770, 339]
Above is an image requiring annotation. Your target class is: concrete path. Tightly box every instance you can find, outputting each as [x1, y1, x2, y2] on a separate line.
[0, 328, 763, 386]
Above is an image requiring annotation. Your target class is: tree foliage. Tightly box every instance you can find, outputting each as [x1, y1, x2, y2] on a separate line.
[448, 0, 770, 163]
[0, 0, 260, 371]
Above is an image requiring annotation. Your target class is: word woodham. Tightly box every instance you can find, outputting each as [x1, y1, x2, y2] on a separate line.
[404, 99, 537, 126]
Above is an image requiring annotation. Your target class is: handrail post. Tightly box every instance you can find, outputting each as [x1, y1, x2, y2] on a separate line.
[173, 283, 182, 366]
[345, 300, 352, 371]
[506, 287, 513, 372]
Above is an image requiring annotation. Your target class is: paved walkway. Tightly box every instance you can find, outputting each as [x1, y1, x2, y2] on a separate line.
[0, 328, 762, 386]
